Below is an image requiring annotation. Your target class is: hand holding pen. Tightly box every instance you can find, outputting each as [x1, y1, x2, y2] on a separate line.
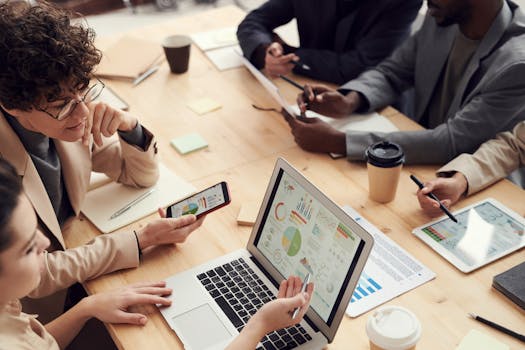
[266, 42, 309, 76]
[410, 174, 459, 223]
[413, 173, 468, 219]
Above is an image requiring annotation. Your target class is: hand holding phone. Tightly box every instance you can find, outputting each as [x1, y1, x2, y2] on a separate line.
[166, 182, 230, 219]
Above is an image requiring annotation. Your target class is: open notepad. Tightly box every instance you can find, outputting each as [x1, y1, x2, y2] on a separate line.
[82, 164, 195, 233]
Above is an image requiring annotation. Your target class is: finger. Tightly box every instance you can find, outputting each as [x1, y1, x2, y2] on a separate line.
[126, 294, 173, 307]
[285, 276, 296, 298]
[100, 105, 114, 137]
[91, 103, 106, 146]
[158, 207, 167, 218]
[114, 310, 148, 325]
[304, 85, 315, 102]
[107, 112, 122, 136]
[293, 275, 302, 295]
[83, 105, 94, 146]
[441, 199, 452, 208]
[277, 279, 288, 299]
[132, 286, 173, 296]
[128, 281, 167, 288]
[169, 214, 197, 229]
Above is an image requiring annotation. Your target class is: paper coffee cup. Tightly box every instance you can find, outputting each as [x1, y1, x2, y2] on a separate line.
[366, 306, 421, 350]
[162, 35, 191, 74]
[365, 141, 404, 203]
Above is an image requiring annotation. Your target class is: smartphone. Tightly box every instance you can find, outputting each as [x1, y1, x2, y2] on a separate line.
[166, 181, 230, 219]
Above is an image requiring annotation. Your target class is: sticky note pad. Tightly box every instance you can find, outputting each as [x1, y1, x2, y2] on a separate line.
[171, 133, 208, 155]
[237, 201, 260, 226]
[186, 97, 222, 115]
[456, 329, 509, 350]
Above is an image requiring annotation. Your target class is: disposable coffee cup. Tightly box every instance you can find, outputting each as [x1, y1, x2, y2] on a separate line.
[366, 306, 421, 350]
[162, 35, 191, 73]
[365, 141, 404, 203]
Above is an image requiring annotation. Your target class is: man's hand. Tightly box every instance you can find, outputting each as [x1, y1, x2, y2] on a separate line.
[264, 42, 298, 77]
[283, 110, 346, 154]
[84, 102, 139, 146]
[416, 172, 468, 217]
[297, 86, 361, 119]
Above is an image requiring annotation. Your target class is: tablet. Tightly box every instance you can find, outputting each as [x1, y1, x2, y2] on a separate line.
[412, 198, 525, 273]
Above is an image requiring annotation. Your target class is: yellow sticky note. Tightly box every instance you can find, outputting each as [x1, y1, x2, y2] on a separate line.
[456, 329, 509, 350]
[187, 97, 222, 115]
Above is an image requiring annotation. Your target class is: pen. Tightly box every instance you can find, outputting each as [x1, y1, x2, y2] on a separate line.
[279, 74, 304, 91]
[468, 313, 525, 343]
[291, 273, 311, 319]
[133, 65, 160, 86]
[109, 188, 156, 220]
[409, 174, 458, 223]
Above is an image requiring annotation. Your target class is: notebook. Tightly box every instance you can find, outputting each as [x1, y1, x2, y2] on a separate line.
[81, 163, 195, 233]
[95, 36, 163, 80]
[159, 158, 374, 350]
[493, 261, 525, 310]
[456, 329, 509, 350]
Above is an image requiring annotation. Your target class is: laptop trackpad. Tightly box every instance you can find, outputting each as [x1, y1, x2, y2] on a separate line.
[172, 304, 233, 349]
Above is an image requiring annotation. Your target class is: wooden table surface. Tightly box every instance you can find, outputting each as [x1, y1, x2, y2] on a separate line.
[65, 6, 525, 350]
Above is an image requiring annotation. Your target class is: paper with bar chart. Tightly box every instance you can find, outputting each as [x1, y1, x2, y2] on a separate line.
[343, 206, 436, 317]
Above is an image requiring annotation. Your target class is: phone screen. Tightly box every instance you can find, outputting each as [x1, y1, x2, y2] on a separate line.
[167, 182, 229, 218]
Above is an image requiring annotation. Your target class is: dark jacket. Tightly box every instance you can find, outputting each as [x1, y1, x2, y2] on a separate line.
[237, 0, 422, 84]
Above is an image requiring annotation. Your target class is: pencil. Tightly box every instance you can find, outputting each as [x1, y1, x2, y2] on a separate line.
[468, 313, 525, 343]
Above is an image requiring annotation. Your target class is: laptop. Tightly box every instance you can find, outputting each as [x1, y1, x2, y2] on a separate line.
[160, 158, 374, 350]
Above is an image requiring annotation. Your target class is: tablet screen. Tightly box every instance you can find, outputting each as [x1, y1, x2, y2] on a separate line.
[419, 201, 525, 268]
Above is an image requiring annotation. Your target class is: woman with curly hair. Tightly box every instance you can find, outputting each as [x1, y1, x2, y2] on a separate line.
[0, 1, 205, 345]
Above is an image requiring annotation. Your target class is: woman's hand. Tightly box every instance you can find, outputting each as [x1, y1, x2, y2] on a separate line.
[84, 102, 138, 146]
[416, 172, 468, 217]
[136, 209, 205, 250]
[81, 281, 172, 325]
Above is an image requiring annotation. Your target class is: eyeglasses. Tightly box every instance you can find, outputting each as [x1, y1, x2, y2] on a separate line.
[37, 79, 105, 121]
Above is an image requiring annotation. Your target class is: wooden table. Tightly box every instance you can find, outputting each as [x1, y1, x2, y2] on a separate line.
[65, 6, 525, 350]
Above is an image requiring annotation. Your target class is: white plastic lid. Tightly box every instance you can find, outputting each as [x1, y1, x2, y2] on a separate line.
[366, 306, 421, 350]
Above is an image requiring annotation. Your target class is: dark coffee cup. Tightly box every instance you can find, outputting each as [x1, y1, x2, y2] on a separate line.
[162, 35, 191, 74]
[365, 141, 405, 203]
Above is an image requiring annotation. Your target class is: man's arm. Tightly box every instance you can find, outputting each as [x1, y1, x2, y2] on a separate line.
[345, 63, 525, 164]
[438, 122, 525, 195]
[295, 0, 422, 84]
[237, 0, 295, 68]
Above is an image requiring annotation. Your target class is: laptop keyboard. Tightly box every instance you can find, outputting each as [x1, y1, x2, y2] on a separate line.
[197, 258, 313, 350]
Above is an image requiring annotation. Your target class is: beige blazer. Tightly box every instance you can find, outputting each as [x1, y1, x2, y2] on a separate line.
[439, 121, 525, 195]
[0, 232, 140, 350]
[0, 111, 159, 250]
[0, 110, 159, 323]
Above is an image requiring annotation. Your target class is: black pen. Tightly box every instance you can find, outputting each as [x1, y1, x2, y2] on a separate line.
[468, 313, 525, 343]
[279, 74, 304, 91]
[410, 174, 458, 223]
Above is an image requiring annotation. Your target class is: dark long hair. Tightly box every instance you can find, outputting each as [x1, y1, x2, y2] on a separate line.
[0, 158, 23, 252]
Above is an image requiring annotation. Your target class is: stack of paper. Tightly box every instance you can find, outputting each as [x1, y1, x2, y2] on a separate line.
[190, 27, 243, 71]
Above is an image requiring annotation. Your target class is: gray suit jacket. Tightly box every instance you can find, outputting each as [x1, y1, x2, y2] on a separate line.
[341, 0, 525, 164]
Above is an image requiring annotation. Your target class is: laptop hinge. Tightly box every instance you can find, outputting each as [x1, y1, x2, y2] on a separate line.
[249, 256, 320, 333]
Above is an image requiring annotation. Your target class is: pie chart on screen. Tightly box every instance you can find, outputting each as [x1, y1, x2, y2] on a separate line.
[182, 203, 199, 215]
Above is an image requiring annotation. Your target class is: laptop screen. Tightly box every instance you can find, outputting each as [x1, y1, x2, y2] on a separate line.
[253, 168, 366, 325]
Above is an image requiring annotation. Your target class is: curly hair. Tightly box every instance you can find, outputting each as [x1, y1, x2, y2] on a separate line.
[0, 1, 101, 111]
